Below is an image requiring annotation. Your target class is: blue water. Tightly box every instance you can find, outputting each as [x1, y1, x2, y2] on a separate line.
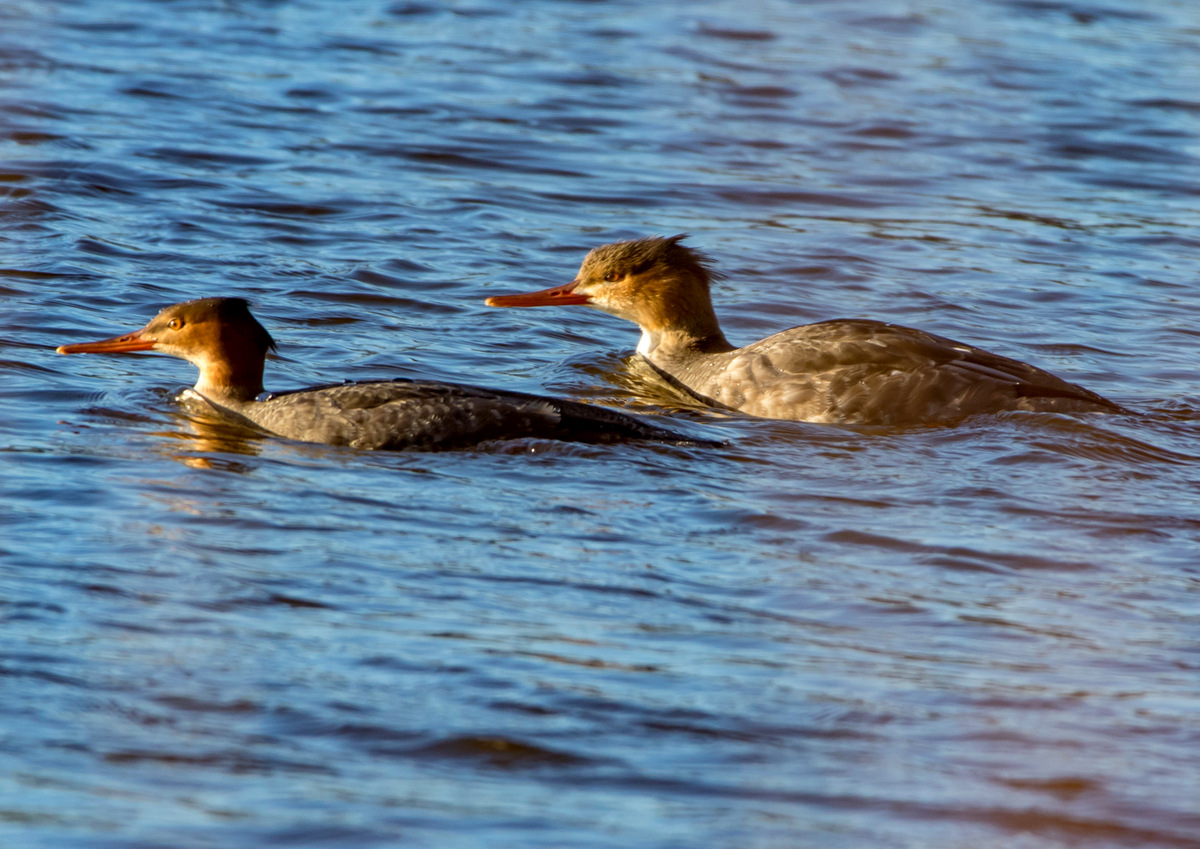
[3, 1, 1200, 846]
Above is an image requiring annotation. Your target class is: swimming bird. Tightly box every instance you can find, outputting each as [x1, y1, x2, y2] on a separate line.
[55, 297, 707, 450]
[486, 235, 1121, 425]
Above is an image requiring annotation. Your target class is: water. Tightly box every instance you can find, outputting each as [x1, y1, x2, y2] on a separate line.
[3, 0, 1200, 846]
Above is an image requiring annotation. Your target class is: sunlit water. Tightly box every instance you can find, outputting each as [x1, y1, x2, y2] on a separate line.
[3, 1, 1200, 847]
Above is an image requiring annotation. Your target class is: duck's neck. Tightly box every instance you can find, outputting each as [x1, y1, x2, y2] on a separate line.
[192, 355, 265, 409]
[635, 295, 734, 360]
[637, 326, 734, 359]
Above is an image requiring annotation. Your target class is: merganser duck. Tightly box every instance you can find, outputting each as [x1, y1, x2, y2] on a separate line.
[486, 235, 1122, 425]
[55, 297, 708, 450]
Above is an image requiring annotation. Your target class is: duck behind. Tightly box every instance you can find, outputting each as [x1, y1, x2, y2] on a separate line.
[486, 236, 1122, 426]
[56, 298, 708, 450]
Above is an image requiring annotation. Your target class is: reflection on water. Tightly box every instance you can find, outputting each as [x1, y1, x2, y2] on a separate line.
[3, 0, 1200, 847]
[155, 406, 266, 472]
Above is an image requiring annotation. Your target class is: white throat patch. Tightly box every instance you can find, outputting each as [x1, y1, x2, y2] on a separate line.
[636, 328, 658, 357]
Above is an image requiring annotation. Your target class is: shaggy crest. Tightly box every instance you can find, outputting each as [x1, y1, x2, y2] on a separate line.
[583, 235, 723, 289]
[167, 297, 278, 354]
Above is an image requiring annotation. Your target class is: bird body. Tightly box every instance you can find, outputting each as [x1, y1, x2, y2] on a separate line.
[57, 297, 705, 450]
[487, 236, 1120, 425]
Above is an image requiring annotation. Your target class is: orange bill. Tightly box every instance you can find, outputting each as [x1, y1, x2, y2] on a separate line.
[486, 282, 590, 308]
[57, 328, 156, 355]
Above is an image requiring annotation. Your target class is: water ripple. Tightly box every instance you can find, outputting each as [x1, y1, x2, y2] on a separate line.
[2, 0, 1200, 847]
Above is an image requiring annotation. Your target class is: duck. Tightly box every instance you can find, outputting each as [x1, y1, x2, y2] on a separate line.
[55, 297, 709, 450]
[485, 235, 1122, 425]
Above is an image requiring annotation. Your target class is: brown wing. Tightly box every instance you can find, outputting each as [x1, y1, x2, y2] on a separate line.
[249, 379, 713, 449]
[703, 320, 1118, 425]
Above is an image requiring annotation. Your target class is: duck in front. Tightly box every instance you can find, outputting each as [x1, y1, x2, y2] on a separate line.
[486, 235, 1122, 426]
[55, 297, 707, 450]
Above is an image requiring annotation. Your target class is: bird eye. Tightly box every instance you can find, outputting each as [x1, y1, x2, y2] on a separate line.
[168, 318, 182, 330]
[604, 271, 621, 282]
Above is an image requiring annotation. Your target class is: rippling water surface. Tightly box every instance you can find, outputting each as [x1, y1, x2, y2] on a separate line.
[3, 1, 1200, 846]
